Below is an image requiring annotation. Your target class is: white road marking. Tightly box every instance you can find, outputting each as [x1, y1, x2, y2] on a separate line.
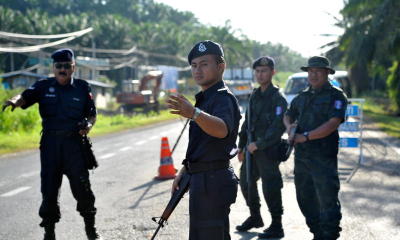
[19, 171, 40, 178]
[1, 186, 31, 197]
[98, 153, 116, 160]
[135, 140, 147, 146]
[149, 135, 159, 141]
[119, 146, 132, 152]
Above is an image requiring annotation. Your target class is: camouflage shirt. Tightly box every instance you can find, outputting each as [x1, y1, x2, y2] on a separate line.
[286, 81, 348, 156]
[238, 84, 288, 151]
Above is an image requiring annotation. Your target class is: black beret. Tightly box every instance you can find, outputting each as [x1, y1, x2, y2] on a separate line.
[188, 40, 224, 64]
[252, 56, 275, 69]
[51, 48, 74, 62]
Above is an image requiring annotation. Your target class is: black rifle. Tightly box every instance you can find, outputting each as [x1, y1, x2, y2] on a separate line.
[151, 173, 191, 240]
[285, 122, 297, 159]
[245, 98, 253, 198]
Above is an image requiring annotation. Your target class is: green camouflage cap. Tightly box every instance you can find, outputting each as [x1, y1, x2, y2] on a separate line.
[301, 56, 335, 74]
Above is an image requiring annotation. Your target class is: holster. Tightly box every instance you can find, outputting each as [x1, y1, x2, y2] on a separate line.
[81, 136, 99, 170]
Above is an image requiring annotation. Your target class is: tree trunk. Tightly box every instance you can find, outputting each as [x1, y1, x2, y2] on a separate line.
[348, 62, 370, 95]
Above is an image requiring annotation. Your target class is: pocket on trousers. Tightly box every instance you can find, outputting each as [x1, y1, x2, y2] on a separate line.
[218, 181, 238, 206]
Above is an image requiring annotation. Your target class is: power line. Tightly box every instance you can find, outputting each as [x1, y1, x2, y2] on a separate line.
[0, 36, 76, 53]
[0, 27, 93, 39]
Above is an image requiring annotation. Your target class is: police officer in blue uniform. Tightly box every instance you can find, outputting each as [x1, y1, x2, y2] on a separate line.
[283, 56, 347, 240]
[168, 40, 241, 240]
[2, 48, 101, 240]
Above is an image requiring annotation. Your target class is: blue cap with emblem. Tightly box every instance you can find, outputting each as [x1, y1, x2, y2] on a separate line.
[188, 40, 224, 64]
[51, 48, 74, 62]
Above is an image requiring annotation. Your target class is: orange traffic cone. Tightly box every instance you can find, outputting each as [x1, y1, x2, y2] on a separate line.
[155, 137, 177, 180]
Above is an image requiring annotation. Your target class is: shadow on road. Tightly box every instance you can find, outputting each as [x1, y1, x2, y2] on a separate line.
[341, 132, 400, 227]
[129, 179, 172, 209]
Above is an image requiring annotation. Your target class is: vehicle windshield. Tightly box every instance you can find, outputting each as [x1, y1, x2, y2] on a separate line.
[284, 77, 309, 94]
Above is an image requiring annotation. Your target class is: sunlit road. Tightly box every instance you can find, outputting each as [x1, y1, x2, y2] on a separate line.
[0, 118, 399, 239]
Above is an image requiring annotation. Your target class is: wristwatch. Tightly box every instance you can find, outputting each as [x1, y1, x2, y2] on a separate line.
[303, 131, 310, 142]
[191, 107, 202, 120]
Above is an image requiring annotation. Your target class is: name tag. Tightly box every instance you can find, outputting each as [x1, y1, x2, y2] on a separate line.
[73, 98, 81, 102]
[45, 94, 56, 97]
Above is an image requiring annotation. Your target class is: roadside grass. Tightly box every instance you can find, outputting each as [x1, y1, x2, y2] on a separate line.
[274, 71, 292, 89]
[0, 110, 178, 155]
[363, 97, 400, 138]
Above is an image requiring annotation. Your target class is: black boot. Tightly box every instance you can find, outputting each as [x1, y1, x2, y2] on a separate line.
[258, 216, 284, 239]
[43, 224, 56, 240]
[84, 216, 102, 240]
[236, 209, 264, 232]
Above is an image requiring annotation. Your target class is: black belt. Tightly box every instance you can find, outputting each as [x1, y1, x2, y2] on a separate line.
[43, 130, 78, 136]
[187, 160, 230, 174]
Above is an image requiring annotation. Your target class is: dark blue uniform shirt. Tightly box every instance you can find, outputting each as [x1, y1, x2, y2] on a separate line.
[185, 80, 241, 163]
[21, 77, 96, 131]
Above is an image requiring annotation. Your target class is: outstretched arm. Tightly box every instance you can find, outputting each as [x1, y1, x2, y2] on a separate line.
[2, 94, 26, 112]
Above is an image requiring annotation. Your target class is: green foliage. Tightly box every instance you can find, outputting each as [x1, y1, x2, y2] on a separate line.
[363, 96, 400, 138]
[387, 61, 400, 113]
[0, 86, 41, 133]
[0, 1, 306, 78]
[326, 0, 400, 95]
[273, 72, 293, 89]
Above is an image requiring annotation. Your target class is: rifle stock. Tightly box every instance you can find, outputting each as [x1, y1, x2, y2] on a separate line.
[151, 173, 191, 240]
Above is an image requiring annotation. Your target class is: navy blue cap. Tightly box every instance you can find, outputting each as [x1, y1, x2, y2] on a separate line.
[51, 48, 74, 62]
[252, 56, 275, 69]
[188, 40, 224, 64]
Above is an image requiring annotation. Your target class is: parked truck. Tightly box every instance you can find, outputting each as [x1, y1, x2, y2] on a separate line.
[116, 70, 163, 113]
[223, 67, 254, 103]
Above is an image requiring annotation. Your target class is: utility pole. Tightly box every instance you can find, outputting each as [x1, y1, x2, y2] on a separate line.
[91, 37, 96, 80]
[10, 52, 14, 71]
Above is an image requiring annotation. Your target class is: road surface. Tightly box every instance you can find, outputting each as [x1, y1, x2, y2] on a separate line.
[0, 118, 399, 239]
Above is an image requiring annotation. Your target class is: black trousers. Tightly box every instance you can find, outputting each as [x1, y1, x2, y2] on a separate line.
[239, 150, 284, 217]
[294, 154, 342, 240]
[189, 167, 238, 240]
[39, 133, 96, 225]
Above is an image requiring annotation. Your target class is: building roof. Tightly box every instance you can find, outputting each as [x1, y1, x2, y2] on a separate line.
[0, 71, 47, 79]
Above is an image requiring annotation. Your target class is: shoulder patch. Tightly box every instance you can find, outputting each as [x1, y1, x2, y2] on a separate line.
[276, 106, 283, 115]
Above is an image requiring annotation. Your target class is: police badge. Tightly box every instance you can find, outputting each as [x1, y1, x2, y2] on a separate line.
[260, 57, 269, 66]
[198, 43, 207, 52]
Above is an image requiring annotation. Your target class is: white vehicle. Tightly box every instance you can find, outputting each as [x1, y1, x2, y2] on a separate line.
[333, 71, 351, 97]
[283, 72, 339, 104]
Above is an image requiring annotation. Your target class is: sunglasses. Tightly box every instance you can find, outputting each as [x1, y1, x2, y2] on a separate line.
[54, 63, 73, 69]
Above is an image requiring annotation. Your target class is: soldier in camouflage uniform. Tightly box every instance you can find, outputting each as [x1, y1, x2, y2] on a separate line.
[284, 56, 347, 240]
[236, 56, 287, 239]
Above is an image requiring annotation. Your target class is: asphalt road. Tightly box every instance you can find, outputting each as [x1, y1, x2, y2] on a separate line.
[0, 118, 399, 240]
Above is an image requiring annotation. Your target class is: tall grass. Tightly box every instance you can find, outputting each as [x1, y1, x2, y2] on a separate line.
[1, 84, 179, 154]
